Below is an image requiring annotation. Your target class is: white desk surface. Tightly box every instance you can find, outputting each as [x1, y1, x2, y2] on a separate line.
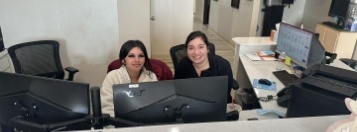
[239, 55, 287, 113]
[232, 37, 276, 46]
[239, 54, 355, 116]
[92, 115, 347, 132]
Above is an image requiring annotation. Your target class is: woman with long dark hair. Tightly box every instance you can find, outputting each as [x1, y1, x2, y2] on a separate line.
[101, 40, 157, 117]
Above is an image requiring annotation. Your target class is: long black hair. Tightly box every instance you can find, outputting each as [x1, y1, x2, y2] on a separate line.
[119, 40, 152, 72]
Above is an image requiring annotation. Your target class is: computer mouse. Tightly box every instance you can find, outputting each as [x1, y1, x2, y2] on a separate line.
[258, 79, 272, 86]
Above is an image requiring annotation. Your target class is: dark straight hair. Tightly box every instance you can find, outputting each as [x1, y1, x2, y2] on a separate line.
[184, 31, 209, 48]
[119, 40, 152, 72]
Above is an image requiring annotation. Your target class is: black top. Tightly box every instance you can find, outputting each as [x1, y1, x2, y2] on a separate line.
[174, 54, 234, 103]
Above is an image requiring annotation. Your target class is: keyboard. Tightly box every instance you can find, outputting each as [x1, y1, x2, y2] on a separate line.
[272, 70, 299, 86]
[322, 21, 343, 29]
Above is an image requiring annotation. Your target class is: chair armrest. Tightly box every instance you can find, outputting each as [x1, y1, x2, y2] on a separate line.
[65, 67, 79, 81]
[325, 51, 337, 64]
[232, 79, 240, 90]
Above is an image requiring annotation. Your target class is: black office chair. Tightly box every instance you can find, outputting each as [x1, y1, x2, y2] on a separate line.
[324, 51, 337, 65]
[8, 40, 78, 81]
[170, 42, 216, 70]
[340, 58, 357, 69]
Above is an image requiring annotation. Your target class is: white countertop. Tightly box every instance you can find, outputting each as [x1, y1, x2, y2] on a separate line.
[239, 55, 287, 113]
[232, 37, 276, 46]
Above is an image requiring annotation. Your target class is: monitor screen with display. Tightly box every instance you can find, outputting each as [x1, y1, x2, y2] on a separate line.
[0, 72, 90, 131]
[112, 76, 228, 127]
[276, 22, 325, 69]
[328, 0, 350, 18]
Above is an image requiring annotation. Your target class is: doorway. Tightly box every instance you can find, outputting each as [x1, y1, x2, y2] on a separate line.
[203, 0, 210, 25]
[150, 0, 194, 58]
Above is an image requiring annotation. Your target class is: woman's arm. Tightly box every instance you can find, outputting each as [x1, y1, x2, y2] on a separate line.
[219, 58, 234, 89]
[100, 72, 116, 117]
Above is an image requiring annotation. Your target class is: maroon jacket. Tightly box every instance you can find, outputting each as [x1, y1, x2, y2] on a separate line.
[107, 58, 173, 81]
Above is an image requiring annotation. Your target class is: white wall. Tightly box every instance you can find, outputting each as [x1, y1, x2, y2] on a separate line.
[208, 0, 307, 41]
[282, 0, 307, 26]
[209, 0, 255, 46]
[302, 0, 333, 32]
[117, 0, 151, 57]
[256, 0, 265, 37]
[151, 0, 194, 57]
[0, 0, 119, 87]
[195, 0, 205, 22]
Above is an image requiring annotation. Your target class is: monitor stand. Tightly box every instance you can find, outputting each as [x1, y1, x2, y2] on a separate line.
[11, 115, 92, 132]
[103, 105, 191, 128]
[164, 105, 190, 123]
[9, 102, 92, 131]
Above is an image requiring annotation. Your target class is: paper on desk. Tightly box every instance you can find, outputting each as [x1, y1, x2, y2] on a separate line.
[258, 50, 275, 57]
[256, 109, 285, 117]
[261, 56, 277, 61]
[244, 53, 261, 61]
[252, 79, 277, 91]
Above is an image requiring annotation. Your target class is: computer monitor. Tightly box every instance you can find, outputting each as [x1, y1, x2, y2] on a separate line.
[277, 22, 325, 69]
[0, 72, 90, 131]
[112, 76, 228, 126]
[328, 0, 350, 19]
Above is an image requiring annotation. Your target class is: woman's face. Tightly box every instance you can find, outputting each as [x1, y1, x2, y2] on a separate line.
[123, 47, 145, 73]
[187, 37, 209, 65]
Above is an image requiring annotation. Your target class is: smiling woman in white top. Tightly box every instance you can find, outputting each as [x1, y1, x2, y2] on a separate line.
[100, 40, 157, 117]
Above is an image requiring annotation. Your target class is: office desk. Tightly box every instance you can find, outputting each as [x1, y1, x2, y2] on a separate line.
[239, 56, 287, 111]
[233, 37, 356, 120]
[238, 54, 356, 119]
[232, 37, 276, 80]
[90, 115, 347, 132]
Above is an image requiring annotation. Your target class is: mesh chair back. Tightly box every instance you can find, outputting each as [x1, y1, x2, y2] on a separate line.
[170, 43, 215, 70]
[8, 40, 64, 79]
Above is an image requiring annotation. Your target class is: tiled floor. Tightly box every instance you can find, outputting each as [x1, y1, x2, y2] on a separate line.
[154, 18, 235, 72]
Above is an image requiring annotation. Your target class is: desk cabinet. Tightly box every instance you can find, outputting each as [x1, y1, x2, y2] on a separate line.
[0, 51, 12, 72]
[315, 23, 357, 59]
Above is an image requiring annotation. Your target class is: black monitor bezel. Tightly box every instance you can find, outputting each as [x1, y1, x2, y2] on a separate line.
[328, 0, 350, 19]
[112, 76, 228, 126]
[0, 72, 90, 131]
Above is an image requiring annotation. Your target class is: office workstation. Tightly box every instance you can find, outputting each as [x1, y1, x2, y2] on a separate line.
[0, 29, 355, 131]
[3, 0, 357, 132]
[2, 20, 357, 132]
[233, 22, 357, 121]
[2, 23, 357, 132]
[0, 68, 353, 132]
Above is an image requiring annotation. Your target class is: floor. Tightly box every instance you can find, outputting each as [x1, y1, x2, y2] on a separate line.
[154, 18, 235, 73]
